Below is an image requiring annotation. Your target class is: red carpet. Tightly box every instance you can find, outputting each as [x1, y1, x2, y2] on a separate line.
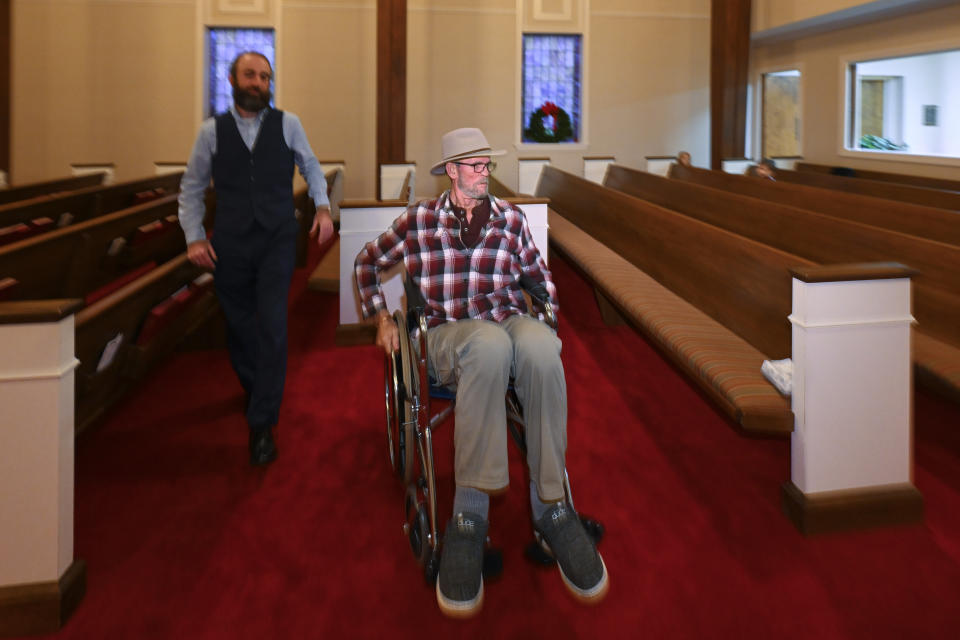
[24, 244, 960, 639]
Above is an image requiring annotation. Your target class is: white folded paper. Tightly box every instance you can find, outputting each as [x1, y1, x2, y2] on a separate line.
[761, 358, 793, 396]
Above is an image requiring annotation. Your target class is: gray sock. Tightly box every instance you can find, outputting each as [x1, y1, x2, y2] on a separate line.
[453, 486, 489, 520]
[530, 480, 560, 522]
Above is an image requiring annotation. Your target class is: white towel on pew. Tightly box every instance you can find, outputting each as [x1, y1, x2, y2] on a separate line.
[761, 358, 793, 396]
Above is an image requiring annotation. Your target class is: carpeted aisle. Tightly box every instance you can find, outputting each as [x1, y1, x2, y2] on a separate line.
[25, 243, 960, 639]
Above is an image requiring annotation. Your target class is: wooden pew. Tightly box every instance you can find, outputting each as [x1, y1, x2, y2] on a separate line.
[0, 172, 184, 235]
[772, 167, 960, 211]
[668, 163, 960, 247]
[325, 166, 345, 223]
[0, 195, 184, 303]
[536, 165, 804, 435]
[74, 254, 218, 433]
[796, 162, 960, 193]
[489, 175, 518, 198]
[0, 173, 105, 206]
[607, 163, 960, 403]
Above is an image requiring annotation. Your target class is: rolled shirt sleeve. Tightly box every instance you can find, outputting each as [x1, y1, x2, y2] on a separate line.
[177, 118, 216, 245]
[282, 112, 329, 210]
[354, 211, 410, 319]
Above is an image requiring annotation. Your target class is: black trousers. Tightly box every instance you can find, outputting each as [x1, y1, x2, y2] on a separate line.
[211, 217, 298, 431]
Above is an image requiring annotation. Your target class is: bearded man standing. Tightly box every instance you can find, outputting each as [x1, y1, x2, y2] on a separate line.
[178, 51, 334, 466]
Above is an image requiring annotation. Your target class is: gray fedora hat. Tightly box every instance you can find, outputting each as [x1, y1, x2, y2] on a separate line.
[430, 127, 506, 175]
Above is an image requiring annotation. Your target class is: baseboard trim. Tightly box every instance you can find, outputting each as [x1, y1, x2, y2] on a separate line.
[781, 481, 923, 536]
[0, 559, 86, 637]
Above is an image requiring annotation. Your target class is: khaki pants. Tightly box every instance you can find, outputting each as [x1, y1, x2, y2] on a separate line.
[426, 314, 567, 502]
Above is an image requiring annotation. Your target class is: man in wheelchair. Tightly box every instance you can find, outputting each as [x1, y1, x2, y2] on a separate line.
[355, 127, 608, 618]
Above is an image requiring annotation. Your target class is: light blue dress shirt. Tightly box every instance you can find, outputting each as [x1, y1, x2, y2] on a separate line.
[177, 105, 329, 244]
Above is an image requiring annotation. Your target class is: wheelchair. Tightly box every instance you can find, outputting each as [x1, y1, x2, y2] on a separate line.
[383, 272, 603, 584]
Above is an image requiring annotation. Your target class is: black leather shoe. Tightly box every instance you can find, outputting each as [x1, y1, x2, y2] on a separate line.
[249, 428, 277, 466]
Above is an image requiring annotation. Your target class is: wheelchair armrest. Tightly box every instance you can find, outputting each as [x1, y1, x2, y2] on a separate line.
[402, 275, 429, 333]
[518, 273, 549, 305]
[518, 273, 557, 329]
[403, 275, 427, 313]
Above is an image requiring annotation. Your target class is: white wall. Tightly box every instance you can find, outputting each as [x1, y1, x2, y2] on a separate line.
[11, 0, 711, 196]
[751, 2, 960, 177]
[937, 50, 960, 156]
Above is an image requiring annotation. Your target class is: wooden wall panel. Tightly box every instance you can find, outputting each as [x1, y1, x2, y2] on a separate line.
[1, 0, 9, 177]
[377, 0, 406, 199]
[710, 0, 751, 169]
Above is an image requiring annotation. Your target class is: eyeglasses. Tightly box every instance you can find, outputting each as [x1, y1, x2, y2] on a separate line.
[454, 161, 497, 174]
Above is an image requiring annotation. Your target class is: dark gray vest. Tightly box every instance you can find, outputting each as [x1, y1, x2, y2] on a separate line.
[212, 109, 295, 235]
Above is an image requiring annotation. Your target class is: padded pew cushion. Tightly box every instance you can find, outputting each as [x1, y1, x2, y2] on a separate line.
[548, 212, 793, 435]
[85, 261, 158, 305]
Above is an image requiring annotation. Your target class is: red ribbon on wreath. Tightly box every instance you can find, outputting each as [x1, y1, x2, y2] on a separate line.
[541, 101, 560, 131]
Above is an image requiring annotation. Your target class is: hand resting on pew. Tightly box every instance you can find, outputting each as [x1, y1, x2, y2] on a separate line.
[309, 206, 335, 246]
[187, 239, 217, 270]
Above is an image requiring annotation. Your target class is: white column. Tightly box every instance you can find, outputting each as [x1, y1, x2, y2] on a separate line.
[785, 264, 922, 534]
[379, 163, 416, 201]
[0, 310, 80, 588]
[643, 156, 674, 177]
[338, 204, 409, 325]
[519, 158, 550, 195]
[584, 157, 615, 184]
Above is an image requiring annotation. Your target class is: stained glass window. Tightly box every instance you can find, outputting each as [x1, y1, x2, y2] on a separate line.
[207, 28, 276, 117]
[522, 34, 582, 144]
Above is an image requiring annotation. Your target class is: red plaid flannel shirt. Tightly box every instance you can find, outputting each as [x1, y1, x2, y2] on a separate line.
[354, 191, 558, 328]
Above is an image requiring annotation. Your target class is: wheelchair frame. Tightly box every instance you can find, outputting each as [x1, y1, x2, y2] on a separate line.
[384, 272, 589, 583]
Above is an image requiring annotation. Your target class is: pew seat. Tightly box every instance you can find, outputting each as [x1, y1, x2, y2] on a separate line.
[548, 212, 793, 436]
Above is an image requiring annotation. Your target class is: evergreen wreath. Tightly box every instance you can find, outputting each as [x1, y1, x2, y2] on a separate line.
[524, 101, 574, 143]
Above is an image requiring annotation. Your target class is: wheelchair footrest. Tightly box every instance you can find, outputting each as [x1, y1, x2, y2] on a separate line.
[580, 515, 605, 545]
[525, 540, 557, 566]
[483, 548, 504, 580]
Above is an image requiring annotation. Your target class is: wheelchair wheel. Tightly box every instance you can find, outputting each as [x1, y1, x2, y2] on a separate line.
[505, 387, 527, 455]
[405, 484, 432, 568]
[385, 311, 417, 485]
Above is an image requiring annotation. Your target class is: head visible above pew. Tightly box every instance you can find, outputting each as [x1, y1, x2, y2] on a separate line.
[745, 159, 776, 180]
[676, 151, 692, 167]
[829, 166, 858, 177]
[229, 51, 273, 115]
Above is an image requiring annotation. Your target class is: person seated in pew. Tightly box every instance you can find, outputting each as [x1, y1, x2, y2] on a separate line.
[177, 51, 335, 467]
[676, 150, 692, 168]
[829, 166, 857, 177]
[355, 127, 608, 618]
[745, 157, 777, 180]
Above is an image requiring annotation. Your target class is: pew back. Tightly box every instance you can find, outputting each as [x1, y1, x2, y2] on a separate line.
[774, 168, 960, 211]
[0, 173, 105, 206]
[74, 254, 218, 433]
[668, 163, 960, 247]
[0, 195, 184, 300]
[606, 164, 960, 348]
[796, 162, 960, 193]
[537, 165, 814, 358]
[0, 171, 184, 231]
